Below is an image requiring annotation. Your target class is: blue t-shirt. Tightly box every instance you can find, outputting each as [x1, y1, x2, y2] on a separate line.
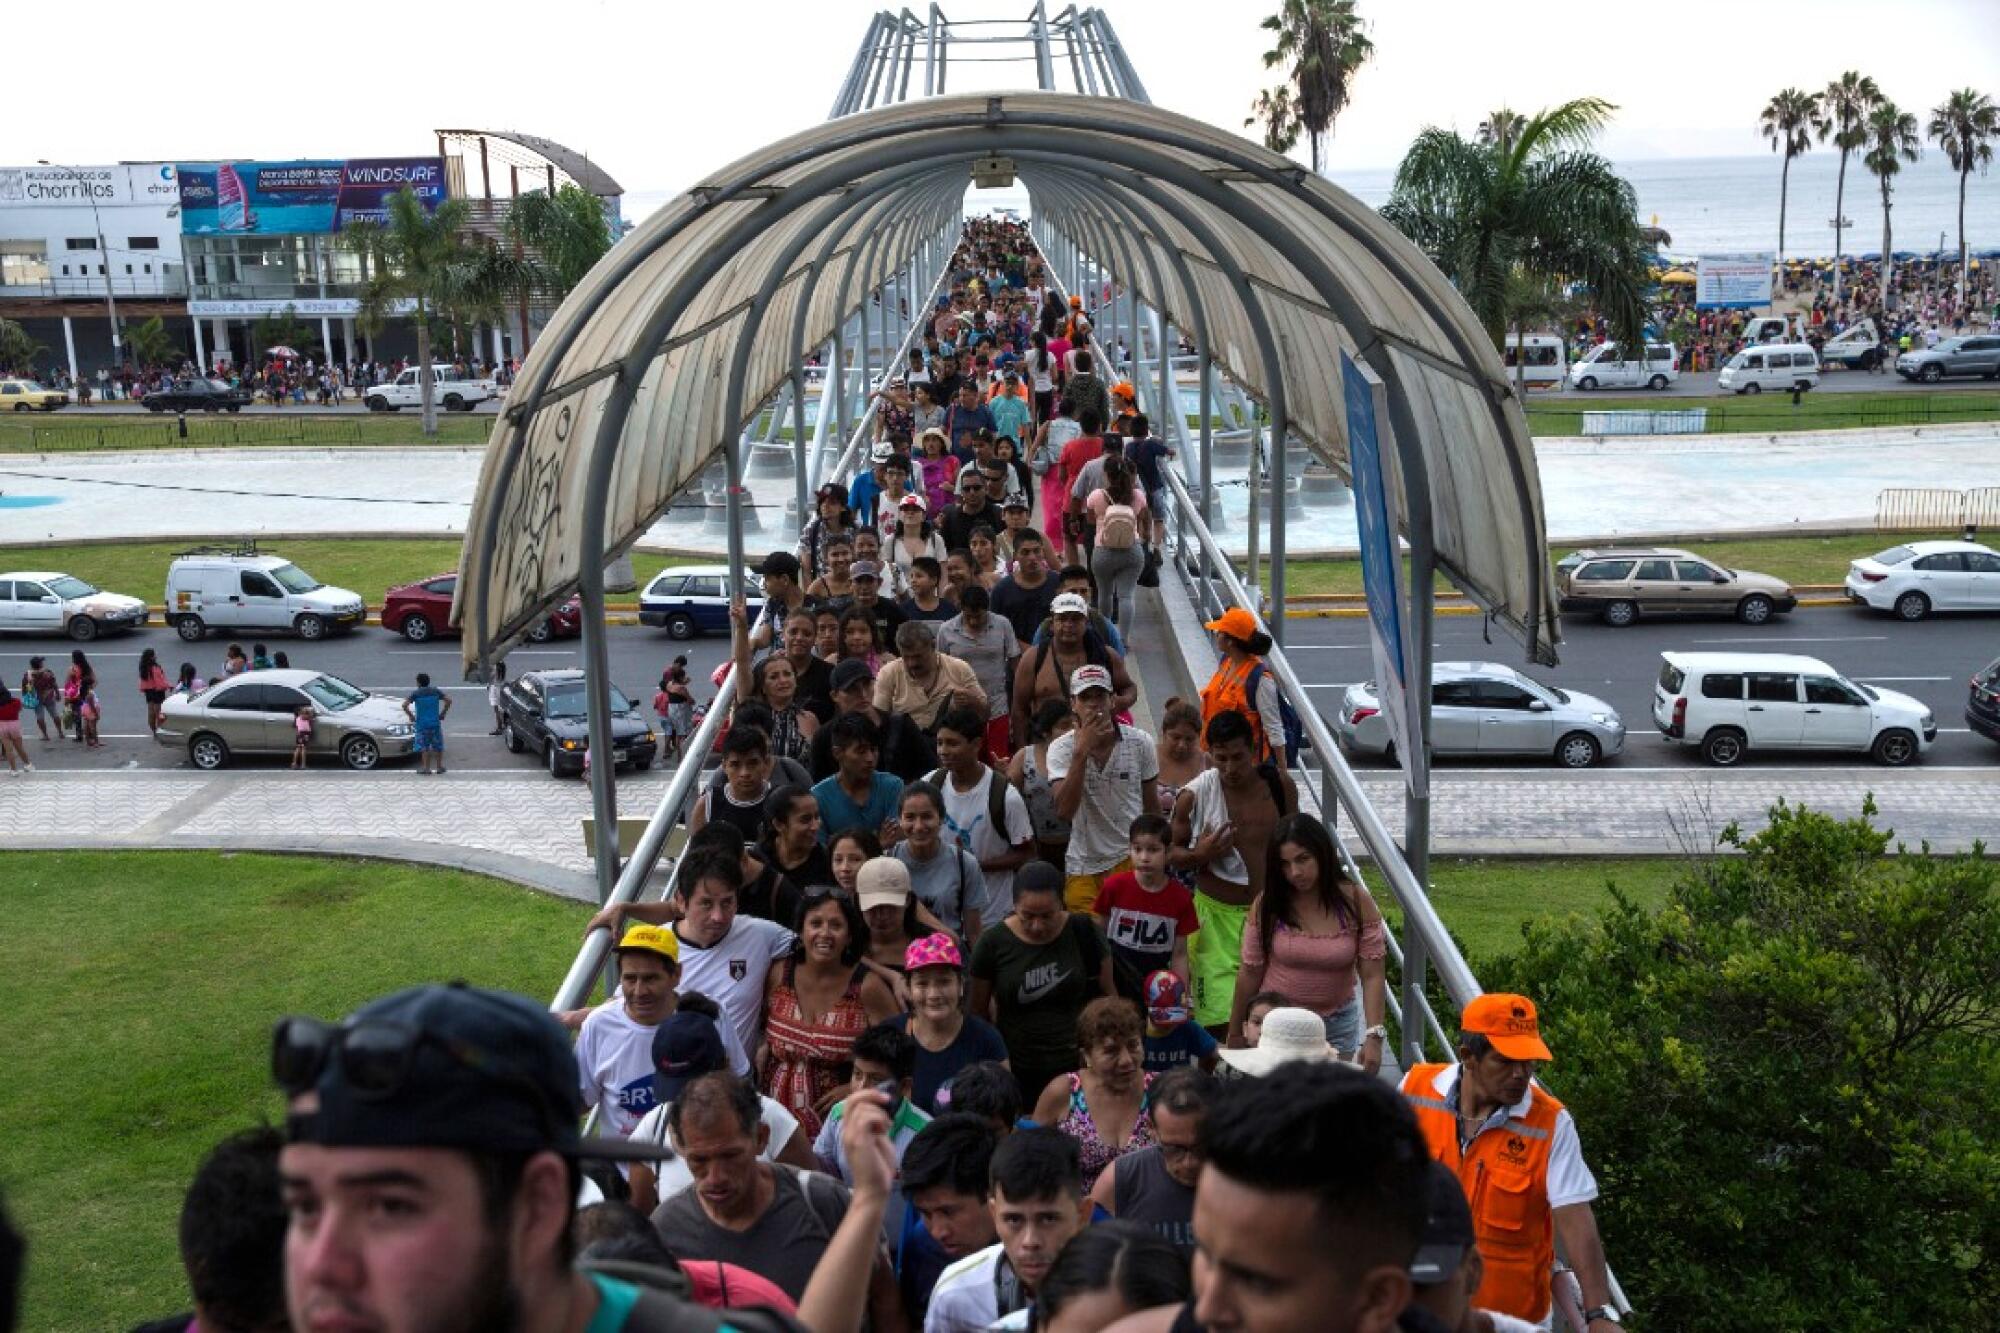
[1143, 1021, 1218, 1075]
[406, 685, 445, 729]
[583, 1273, 641, 1333]
[890, 1012, 1013, 1114]
[1130, 437, 1174, 493]
[812, 771, 905, 844]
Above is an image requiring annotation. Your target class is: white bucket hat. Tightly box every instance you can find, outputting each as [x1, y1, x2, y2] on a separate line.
[1217, 1007, 1339, 1076]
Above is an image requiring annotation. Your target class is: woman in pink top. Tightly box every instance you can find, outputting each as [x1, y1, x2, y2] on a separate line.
[1228, 814, 1388, 1075]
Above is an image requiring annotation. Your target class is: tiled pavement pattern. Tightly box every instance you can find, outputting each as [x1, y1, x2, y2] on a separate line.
[3, 767, 1991, 906]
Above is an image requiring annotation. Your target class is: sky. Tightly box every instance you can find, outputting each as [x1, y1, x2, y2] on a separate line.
[15, 0, 2000, 222]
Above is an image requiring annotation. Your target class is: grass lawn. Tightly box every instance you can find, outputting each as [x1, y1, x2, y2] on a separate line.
[0, 539, 701, 606]
[1379, 856, 1682, 964]
[1267, 529, 1941, 598]
[0, 850, 591, 1333]
[1519, 387, 2000, 436]
[0, 411, 493, 453]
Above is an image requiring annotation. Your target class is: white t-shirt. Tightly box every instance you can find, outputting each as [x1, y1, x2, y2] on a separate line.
[574, 1002, 665, 1140]
[672, 916, 797, 1057]
[924, 1243, 1022, 1333]
[627, 1096, 799, 1201]
[935, 766, 1036, 926]
[1045, 725, 1160, 875]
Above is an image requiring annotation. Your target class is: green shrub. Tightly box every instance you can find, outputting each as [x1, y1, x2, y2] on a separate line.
[1484, 799, 2000, 1330]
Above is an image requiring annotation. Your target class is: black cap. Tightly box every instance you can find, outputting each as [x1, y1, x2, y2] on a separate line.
[280, 984, 669, 1163]
[830, 657, 874, 691]
[1409, 1159, 1475, 1285]
[652, 1010, 729, 1104]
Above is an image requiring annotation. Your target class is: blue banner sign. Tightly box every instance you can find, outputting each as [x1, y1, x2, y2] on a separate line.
[176, 158, 446, 235]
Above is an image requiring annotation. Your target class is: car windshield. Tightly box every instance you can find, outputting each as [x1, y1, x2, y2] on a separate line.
[545, 684, 633, 718]
[1871, 546, 1916, 566]
[1855, 682, 1880, 702]
[45, 575, 97, 598]
[1725, 351, 1751, 369]
[1977, 660, 2000, 687]
[300, 675, 367, 711]
[1554, 552, 1584, 571]
[269, 562, 322, 593]
[18, 380, 49, 391]
[1548, 687, 1571, 704]
[204, 379, 233, 392]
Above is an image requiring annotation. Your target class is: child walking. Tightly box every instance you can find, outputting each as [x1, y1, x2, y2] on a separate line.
[291, 706, 313, 769]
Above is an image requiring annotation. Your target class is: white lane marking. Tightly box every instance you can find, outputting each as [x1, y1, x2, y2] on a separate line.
[1852, 675, 1952, 682]
[1688, 635, 1888, 644]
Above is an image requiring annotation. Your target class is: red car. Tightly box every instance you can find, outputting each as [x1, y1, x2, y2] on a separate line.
[381, 573, 582, 643]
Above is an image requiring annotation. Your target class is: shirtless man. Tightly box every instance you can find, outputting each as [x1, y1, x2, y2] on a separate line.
[1169, 708, 1296, 1037]
[1010, 592, 1136, 747]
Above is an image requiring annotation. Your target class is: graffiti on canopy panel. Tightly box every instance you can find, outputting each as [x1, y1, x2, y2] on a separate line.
[497, 402, 573, 635]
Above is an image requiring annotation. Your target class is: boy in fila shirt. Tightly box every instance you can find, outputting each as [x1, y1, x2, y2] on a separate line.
[1091, 813, 1198, 987]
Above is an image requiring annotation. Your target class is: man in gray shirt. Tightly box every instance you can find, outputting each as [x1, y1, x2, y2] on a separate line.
[934, 584, 1021, 760]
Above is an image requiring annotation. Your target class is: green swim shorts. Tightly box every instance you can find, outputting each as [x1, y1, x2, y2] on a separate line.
[1191, 891, 1249, 1029]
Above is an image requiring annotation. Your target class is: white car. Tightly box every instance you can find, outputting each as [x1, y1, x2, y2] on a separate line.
[1652, 651, 1936, 767]
[1334, 661, 1625, 768]
[1567, 340, 1679, 391]
[1844, 540, 2000, 621]
[0, 571, 148, 640]
[165, 550, 367, 642]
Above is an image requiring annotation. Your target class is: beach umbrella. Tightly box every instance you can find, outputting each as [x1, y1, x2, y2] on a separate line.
[266, 346, 301, 359]
[1659, 269, 1696, 285]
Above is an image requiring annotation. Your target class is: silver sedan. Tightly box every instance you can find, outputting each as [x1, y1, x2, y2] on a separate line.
[157, 668, 419, 770]
[1333, 661, 1625, 768]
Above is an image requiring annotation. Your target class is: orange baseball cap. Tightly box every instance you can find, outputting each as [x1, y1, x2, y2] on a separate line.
[1203, 607, 1260, 642]
[1460, 993, 1552, 1062]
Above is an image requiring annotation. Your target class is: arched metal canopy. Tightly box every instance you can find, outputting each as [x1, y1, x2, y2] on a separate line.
[458, 92, 1562, 670]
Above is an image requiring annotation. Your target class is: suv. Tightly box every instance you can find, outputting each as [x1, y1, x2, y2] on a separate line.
[165, 547, 367, 642]
[499, 668, 657, 777]
[1555, 548, 1796, 626]
[1334, 661, 1624, 768]
[1895, 335, 2000, 382]
[381, 573, 583, 644]
[1653, 651, 1936, 767]
[1967, 658, 2000, 744]
[638, 565, 764, 640]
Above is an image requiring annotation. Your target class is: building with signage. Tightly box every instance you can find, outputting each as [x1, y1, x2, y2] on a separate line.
[0, 162, 189, 382]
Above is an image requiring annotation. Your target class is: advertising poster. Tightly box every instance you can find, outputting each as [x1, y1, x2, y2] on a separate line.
[1694, 253, 1775, 309]
[176, 158, 445, 234]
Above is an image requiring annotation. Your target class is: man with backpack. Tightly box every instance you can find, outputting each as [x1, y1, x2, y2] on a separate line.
[1011, 593, 1137, 749]
[1199, 607, 1301, 768]
[929, 706, 1036, 927]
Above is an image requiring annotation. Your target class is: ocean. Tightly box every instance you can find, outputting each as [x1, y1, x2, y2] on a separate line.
[1326, 152, 2000, 259]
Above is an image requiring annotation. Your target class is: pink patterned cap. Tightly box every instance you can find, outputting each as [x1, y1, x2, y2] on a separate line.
[903, 932, 964, 972]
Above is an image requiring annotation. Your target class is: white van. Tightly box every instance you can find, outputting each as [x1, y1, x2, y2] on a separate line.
[1716, 343, 1820, 395]
[1502, 334, 1567, 389]
[1568, 341, 1679, 391]
[165, 549, 368, 642]
[1652, 651, 1936, 767]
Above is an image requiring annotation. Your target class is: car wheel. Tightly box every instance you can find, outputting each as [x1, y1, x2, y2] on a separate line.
[400, 613, 433, 643]
[1744, 381, 1762, 394]
[145, 401, 163, 412]
[547, 744, 567, 777]
[1860, 349, 1880, 370]
[667, 613, 696, 640]
[341, 734, 382, 770]
[188, 732, 230, 770]
[66, 615, 99, 642]
[1894, 591, 1930, 622]
[366, 395, 388, 412]
[1920, 364, 1943, 383]
[295, 613, 326, 641]
[1871, 728, 1918, 767]
[202, 403, 218, 413]
[175, 614, 206, 642]
[1648, 374, 1669, 391]
[227, 405, 241, 413]
[1602, 600, 1638, 628]
[1577, 376, 1597, 391]
[443, 395, 465, 412]
[1736, 594, 1775, 625]
[1555, 731, 1602, 769]
[505, 723, 525, 754]
[526, 619, 553, 644]
[1701, 728, 1747, 767]
[10, 403, 25, 413]
[633, 756, 654, 771]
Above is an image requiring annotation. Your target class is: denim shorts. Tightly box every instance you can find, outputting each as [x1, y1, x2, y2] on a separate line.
[414, 724, 444, 753]
[1322, 993, 1362, 1057]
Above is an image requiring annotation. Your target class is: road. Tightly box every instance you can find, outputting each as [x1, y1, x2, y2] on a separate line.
[1284, 601, 2000, 771]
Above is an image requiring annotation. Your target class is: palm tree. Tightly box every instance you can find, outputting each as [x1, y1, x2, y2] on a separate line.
[1863, 101, 1921, 311]
[1381, 97, 1652, 368]
[125, 316, 178, 371]
[1758, 87, 1817, 259]
[340, 188, 489, 437]
[1928, 88, 1999, 305]
[0, 317, 43, 376]
[501, 184, 615, 354]
[1245, 85, 1302, 156]
[1476, 109, 1527, 155]
[1259, 0, 1373, 173]
[1813, 71, 1882, 302]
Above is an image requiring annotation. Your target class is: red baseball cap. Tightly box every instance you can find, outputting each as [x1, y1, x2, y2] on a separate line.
[1460, 993, 1553, 1062]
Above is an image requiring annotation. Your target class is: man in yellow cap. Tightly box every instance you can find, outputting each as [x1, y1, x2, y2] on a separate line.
[1399, 993, 1624, 1330]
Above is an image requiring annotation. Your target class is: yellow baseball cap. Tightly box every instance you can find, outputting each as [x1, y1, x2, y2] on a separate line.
[615, 923, 680, 967]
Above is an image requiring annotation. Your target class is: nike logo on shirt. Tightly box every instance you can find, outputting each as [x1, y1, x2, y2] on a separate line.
[1018, 961, 1073, 1003]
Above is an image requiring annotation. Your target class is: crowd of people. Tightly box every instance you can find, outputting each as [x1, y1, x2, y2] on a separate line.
[0, 217, 1630, 1333]
[31, 352, 515, 405]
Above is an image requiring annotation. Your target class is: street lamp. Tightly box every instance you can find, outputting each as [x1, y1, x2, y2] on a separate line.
[38, 159, 123, 374]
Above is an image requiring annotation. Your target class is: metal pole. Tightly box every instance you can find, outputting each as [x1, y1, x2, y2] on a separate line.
[1270, 345, 1288, 648]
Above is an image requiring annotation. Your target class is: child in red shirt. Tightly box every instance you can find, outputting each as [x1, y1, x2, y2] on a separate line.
[1091, 813, 1198, 988]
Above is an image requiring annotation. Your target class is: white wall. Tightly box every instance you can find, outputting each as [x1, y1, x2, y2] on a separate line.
[0, 163, 186, 298]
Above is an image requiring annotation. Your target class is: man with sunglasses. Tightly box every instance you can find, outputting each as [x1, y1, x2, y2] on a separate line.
[273, 982, 900, 1333]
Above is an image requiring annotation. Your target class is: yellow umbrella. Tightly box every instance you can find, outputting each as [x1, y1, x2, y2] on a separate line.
[1659, 269, 1697, 285]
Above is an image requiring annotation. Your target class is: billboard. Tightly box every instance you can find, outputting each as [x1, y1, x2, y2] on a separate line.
[0, 163, 180, 209]
[176, 158, 445, 235]
[1694, 253, 1775, 309]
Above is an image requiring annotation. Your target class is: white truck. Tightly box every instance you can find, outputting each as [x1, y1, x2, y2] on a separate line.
[364, 366, 497, 413]
[1815, 318, 1886, 371]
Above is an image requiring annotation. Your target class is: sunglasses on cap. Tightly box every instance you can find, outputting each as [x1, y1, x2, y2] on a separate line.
[274, 1015, 524, 1105]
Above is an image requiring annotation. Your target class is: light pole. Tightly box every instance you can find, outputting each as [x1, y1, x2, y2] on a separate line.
[38, 160, 123, 375]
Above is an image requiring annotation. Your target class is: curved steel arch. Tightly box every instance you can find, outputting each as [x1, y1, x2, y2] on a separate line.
[460, 93, 1559, 681]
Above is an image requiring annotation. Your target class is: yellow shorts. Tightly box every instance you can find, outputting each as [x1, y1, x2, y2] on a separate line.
[1066, 858, 1131, 914]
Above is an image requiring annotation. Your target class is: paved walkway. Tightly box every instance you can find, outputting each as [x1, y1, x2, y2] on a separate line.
[4, 764, 1988, 902]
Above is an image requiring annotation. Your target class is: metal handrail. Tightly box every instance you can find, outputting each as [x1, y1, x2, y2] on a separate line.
[820, 241, 959, 488]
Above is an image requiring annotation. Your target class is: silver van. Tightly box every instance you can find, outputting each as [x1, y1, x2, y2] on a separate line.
[1717, 343, 1820, 395]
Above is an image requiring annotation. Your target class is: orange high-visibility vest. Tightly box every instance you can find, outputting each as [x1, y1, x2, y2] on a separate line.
[1200, 656, 1273, 763]
[1401, 1062, 1562, 1322]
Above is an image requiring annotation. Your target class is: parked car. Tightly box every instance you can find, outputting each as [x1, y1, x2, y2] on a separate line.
[1816, 318, 1886, 370]
[0, 571, 148, 639]
[1567, 341, 1679, 391]
[165, 548, 367, 642]
[1966, 658, 2000, 744]
[381, 573, 583, 644]
[1554, 547, 1796, 626]
[1334, 661, 1624, 768]
[155, 668, 416, 771]
[638, 565, 764, 640]
[1843, 540, 2000, 620]
[1895, 334, 2000, 382]
[498, 668, 657, 777]
[141, 379, 252, 413]
[1652, 651, 1935, 767]
[0, 378, 66, 411]
[1716, 343, 1820, 395]
[364, 366, 498, 413]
